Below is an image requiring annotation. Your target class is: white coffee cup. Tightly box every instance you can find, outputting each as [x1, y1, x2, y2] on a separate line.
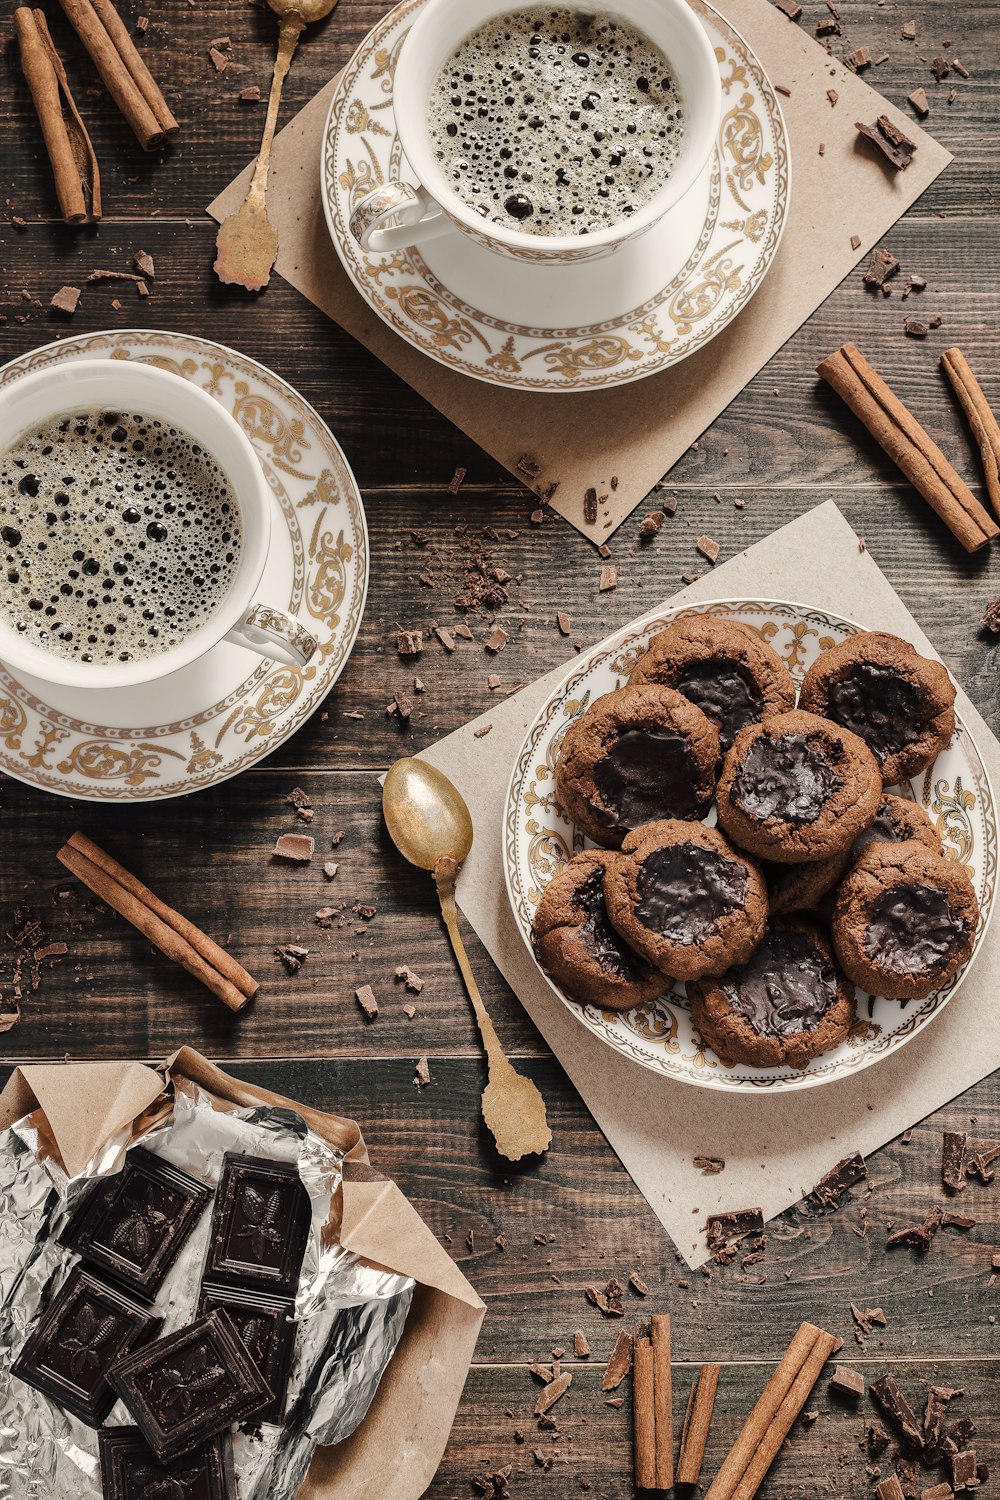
[349, 0, 722, 266]
[0, 359, 318, 691]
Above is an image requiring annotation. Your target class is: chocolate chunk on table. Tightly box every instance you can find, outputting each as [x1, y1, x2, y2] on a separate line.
[62, 1146, 212, 1300]
[12, 1266, 161, 1427]
[198, 1284, 295, 1425]
[99, 1425, 236, 1500]
[809, 1150, 868, 1209]
[872, 1373, 925, 1451]
[203, 1152, 311, 1298]
[108, 1309, 272, 1463]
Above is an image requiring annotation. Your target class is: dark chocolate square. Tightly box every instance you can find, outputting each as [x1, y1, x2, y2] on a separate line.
[98, 1425, 236, 1500]
[62, 1146, 212, 1300]
[12, 1267, 162, 1428]
[108, 1309, 272, 1463]
[203, 1153, 310, 1298]
[197, 1284, 295, 1425]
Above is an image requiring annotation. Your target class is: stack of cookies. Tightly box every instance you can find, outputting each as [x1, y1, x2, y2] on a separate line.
[532, 615, 978, 1070]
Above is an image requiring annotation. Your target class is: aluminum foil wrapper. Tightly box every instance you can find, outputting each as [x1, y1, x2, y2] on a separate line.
[0, 1081, 414, 1499]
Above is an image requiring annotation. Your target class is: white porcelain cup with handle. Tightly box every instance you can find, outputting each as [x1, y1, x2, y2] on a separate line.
[0, 359, 318, 691]
[348, 0, 722, 266]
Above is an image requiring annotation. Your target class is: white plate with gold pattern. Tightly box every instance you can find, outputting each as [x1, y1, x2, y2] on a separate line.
[0, 331, 368, 802]
[322, 0, 789, 392]
[503, 599, 996, 1092]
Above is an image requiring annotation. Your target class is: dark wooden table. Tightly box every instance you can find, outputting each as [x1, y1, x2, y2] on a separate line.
[2, 0, 999, 1492]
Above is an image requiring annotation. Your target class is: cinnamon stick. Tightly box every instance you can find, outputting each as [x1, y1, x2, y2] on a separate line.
[633, 1336, 657, 1490]
[58, 0, 178, 150]
[677, 1364, 721, 1486]
[15, 7, 101, 222]
[817, 342, 999, 553]
[57, 832, 258, 1012]
[651, 1313, 674, 1489]
[705, 1323, 839, 1500]
[941, 347, 1000, 519]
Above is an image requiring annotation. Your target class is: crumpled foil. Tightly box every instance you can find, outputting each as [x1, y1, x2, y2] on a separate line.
[0, 1080, 414, 1500]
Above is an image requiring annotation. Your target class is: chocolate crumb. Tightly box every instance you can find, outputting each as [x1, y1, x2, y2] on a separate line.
[830, 1365, 865, 1400]
[694, 1155, 726, 1175]
[133, 249, 154, 280]
[775, 0, 801, 17]
[239, 84, 261, 101]
[273, 833, 314, 863]
[50, 285, 80, 315]
[414, 1056, 430, 1087]
[639, 510, 665, 540]
[583, 488, 598, 525]
[909, 87, 930, 115]
[942, 1131, 968, 1193]
[209, 45, 228, 71]
[396, 628, 422, 656]
[930, 55, 951, 81]
[599, 564, 618, 592]
[535, 1371, 571, 1415]
[573, 1331, 590, 1358]
[696, 534, 720, 564]
[901, 19, 916, 37]
[628, 1271, 649, 1296]
[474, 723, 493, 739]
[355, 984, 378, 1020]
[905, 319, 930, 339]
[274, 944, 308, 974]
[448, 466, 467, 494]
[486, 627, 509, 652]
[864, 247, 901, 287]
[827, 87, 839, 104]
[601, 1329, 632, 1390]
[557, 612, 572, 636]
[845, 46, 873, 69]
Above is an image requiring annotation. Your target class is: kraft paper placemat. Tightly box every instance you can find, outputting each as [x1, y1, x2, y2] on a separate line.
[417, 501, 1000, 1269]
[208, 0, 951, 543]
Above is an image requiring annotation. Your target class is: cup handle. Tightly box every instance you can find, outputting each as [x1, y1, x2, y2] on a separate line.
[225, 603, 319, 669]
[349, 182, 451, 252]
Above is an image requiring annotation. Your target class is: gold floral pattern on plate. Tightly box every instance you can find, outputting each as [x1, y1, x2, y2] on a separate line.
[0, 331, 368, 802]
[503, 599, 997, 1093]
[321, 0, 789, 392]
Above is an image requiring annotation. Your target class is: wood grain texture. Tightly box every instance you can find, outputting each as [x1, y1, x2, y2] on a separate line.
[1, 0, 1000, 1488]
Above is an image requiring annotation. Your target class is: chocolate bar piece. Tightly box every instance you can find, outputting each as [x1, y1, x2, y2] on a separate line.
[99, 1425, 236, 1500]
[62, 1146, 212, 1299]
[203, 1153, 310, 1298]
[108, 1309, 272, 1463]
[198, 1284, 295, 1425]
[12, 1266, 161, 1427]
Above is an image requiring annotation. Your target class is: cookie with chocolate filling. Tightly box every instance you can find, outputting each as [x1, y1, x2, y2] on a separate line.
[762, 853, 849, 917]
[688, 918, 855, 1068]
[629, 615, 796, 750]
[716, 709, 882, 863]
[554, 683, 719, 848]
[532, 850, 665, 1012]
[832, 840, 978, 1001]
[799, 630, 956, 786]
[604, 819, 767, 980]
[850, 791, 942, 860]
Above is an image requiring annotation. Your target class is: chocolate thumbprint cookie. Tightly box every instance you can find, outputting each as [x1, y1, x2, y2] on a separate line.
[716, 709, 882, 863]
[554, 683, 719, 848]
[850, 792, 942, 861]
[832, 840, 978, 1001]
[688, 918, 855, 1068]
[629, 615, 796, 750]
[603, 820, 767, 980]
[532, 850, 665, 1012]
[799, 631, 956, 786]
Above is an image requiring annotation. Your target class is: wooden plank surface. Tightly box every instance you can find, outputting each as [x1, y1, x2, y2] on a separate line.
[1, 0, 999, 1490]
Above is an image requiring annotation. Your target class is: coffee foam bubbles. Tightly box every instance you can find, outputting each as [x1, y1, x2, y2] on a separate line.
[0, 409, 242, 665]
[427, 5, 685, 237]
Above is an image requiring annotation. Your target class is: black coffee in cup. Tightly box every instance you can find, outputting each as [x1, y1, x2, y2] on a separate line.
[427, 5, 685, 238]
[0, 409, 242, 665]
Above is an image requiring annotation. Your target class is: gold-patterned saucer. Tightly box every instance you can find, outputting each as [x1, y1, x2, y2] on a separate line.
[321, 0, 789, 392]
[0, 331, 368, 802]
[503, 599, 997, 1094]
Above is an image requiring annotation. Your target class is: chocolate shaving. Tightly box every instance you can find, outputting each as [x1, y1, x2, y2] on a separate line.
[810, 1151, 868, 1209]
[414, 1056, 430, 1087]
[628, 1271, 649, 1296]
[556, 612, 572, 636]
[855, 116, 917, 170]
[534, 1370, 571, 1414]
[871, 1375, 925, 1451]
[706, 1207, 764, 1263]
[963, 1139, 1000, 1182]
[602, 1329, 633, 1390]
[583, 487, 598, 525]
[573, 1331, 590, 1358]
[273, 833, 314, 863]
[887, 1206, 943, 1252]
[943, 1132, 968, 1192]
[694, 1155, 726, 1175]
[448, 466, 467, 494]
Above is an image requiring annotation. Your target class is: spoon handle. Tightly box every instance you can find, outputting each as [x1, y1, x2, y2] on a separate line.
[247, 13, 305, 206]
[432, 856, 511, 1077]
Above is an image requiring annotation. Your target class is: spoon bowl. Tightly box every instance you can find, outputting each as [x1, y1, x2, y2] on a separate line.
[382, 757, 472, 871]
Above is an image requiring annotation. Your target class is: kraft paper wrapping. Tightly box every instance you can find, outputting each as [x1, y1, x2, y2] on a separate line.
[208, 0, 951, 541]
[0, 1046, 485, 1500]
[418, 501, 1000, 1268]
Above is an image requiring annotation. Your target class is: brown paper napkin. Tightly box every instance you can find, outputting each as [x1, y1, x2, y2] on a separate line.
[208, 0, 951, 542]
[417, 500, 1000, 1269]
